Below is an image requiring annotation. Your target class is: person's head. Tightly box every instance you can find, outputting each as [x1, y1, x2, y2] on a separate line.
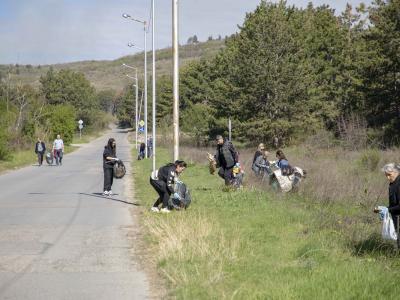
[174, 160, 187, 174]
[258, 143, 265, 151]
[107, 138, 116, 149]
[276, 150, 286, 160]
[57, 134, 61, 139]
[382, 163, 400, 183]
[263, 150, 270, 158]
[37, 137, 41, 142]
[215, 135, 224, 145]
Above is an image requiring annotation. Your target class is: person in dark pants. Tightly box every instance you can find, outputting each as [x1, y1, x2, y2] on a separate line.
[150, 160, 187, 213]
[381, 163, 400, 248]
[138, 142, 146, 160]
[103, 138, 119, 196]
[34, 138, 46, 166]
[214, 135, 239, 186]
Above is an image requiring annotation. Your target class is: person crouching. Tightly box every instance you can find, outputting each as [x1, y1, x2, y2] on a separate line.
[150, 160, 187, 213]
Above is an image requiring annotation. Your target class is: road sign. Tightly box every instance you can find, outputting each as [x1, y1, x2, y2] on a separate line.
[78, 119, 83, 125]
[139, 120, 145, 127]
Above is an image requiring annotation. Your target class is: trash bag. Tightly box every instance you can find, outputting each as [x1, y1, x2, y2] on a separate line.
[114, 160, 126, 179]
[169, 180, 192, 210]
[45, 152, 53, 165]
[378, 206, 398, 241]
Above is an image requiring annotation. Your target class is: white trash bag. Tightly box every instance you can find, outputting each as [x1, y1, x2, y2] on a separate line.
[378, 206, 398, 241]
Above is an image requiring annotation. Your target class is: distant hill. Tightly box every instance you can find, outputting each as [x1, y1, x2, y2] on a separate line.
[0, 40, 225, 91]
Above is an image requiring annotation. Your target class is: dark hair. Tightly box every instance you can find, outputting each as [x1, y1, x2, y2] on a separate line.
[174, 160, 187, 168]
[106, 138, 116, 156]
[276, 150, 286, 160]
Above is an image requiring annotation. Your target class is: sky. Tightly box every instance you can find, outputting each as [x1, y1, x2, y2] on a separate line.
[0, 0, 371, 65]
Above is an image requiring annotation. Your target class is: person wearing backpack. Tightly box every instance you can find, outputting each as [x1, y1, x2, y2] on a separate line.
[214, 135, 239, 186]
[150, 160, 187, 213]
[34, 138, 46, 166]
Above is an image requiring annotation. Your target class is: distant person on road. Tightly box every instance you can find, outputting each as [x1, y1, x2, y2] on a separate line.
[147, 137, 153, 158]
[103, 138, 119, 196]
[150, 160, 187, 213]
[52, 134, 64, 166]
[34, 138, 46, 166]
[379, 163, 400, 248]
[214, 135, 239, 186]
[138, 142, 146, 160]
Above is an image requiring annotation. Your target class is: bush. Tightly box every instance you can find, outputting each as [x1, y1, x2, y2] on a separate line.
[47, 104, 76, 144]
[357, 149, 381, 172]
[0, 127, 11, 160]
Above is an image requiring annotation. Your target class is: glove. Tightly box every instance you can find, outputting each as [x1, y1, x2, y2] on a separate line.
[173, 192, 181, 200]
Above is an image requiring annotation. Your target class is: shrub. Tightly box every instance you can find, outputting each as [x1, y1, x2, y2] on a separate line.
[357, 149, 381, 172]
[47, 104, 76, 144]
[0, 127, 11, 160]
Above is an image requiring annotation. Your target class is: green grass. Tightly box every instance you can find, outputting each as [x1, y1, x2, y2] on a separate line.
[133, 148, 400, 299]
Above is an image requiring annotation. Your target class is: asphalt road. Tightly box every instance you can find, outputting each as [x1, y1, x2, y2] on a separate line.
[0, 128, 149, 299]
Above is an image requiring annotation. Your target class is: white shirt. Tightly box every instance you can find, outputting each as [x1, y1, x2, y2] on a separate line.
[53, 138, 64, 150]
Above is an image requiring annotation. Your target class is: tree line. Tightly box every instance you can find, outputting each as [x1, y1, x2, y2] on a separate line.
[151, 0, 400, 147]
[0, 68, 115, 160]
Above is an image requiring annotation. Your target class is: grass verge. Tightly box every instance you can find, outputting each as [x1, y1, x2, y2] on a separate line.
[133, 148, 400, 299]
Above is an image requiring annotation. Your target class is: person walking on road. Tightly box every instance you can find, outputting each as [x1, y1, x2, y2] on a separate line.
[150, 160, 187, 213]
[35, 138, 46, 166]
[214, 135, 239, 186]
[52, 134, 64, 166]
[103, 138, 119, 196]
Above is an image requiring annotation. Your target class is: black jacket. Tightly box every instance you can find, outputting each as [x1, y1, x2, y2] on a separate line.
[103, 146, 116, 169]
[35, 142, 46, 154]
[388, 175, 400, 216]
[157, 163, 176, 194]
[215, 140, 238, 169]
[252, 150, 263, 164]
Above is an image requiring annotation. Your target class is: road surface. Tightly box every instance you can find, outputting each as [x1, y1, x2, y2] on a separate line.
[0, 128, 149, 299]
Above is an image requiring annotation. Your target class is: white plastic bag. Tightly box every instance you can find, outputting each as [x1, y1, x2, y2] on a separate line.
[381, 208, 398, 241]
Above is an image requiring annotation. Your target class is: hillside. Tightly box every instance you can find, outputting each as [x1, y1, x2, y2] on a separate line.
[0, 40, 225, 91]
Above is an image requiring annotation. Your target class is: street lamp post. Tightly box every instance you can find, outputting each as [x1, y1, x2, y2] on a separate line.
[123, 13, 148, 158]
[172, 0, 179, 161]
[151, 0, 156, 175]
[122, 64, 139, 149]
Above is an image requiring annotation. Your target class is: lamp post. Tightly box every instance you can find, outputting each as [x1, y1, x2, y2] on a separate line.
[122, 63, 139, 149]
[151, 0, 156, 175]
[172, 0, 179, 161]
[123, 13, 148, 158]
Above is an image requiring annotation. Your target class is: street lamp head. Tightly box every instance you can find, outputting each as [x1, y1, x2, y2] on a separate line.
[127, 42, 134, 47]
[122, 13, 131, 18]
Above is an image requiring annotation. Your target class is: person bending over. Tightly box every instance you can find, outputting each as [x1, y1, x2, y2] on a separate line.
[150, 160, 187, 213]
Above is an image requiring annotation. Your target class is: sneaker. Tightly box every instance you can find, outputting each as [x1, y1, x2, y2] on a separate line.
[150, 207, 160, 213]
[160, 208, 171, 214]
[108, 190, 113, 196]
[102, 191, 109, 196]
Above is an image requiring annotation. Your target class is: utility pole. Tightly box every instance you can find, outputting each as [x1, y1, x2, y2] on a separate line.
[152, 0, 156, 173]
[135, 70, 138, 149]
[144, 22, 148, 158]
[172, 0, 179, 161]
[228, 117, 232, 141]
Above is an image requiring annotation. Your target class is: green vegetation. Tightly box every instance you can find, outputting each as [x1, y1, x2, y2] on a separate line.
[134, 148, 400, 299]
[155, 0, 400, 147]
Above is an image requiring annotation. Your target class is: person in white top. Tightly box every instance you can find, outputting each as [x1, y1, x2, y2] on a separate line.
[52, 134, 64, 166]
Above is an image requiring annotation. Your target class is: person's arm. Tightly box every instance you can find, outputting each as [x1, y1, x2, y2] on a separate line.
[35, 143, 38, 153]
[389, 185, 400, 214]
[166, 167, 175, 194]
[61, 140, 64, 152]
[229, 143, 239, 163]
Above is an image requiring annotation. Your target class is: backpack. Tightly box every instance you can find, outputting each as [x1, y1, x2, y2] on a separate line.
[113, 160, 126, 179]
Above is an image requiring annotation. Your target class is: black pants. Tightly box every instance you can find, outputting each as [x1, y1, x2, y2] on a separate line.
[103, 167, 114, 192]
[218, 167, 234, 186]
[393, 214, 400, 249]
[54, 150, 63, 165]
[150, 178, 170, 208]
[37, 152, 44, 165]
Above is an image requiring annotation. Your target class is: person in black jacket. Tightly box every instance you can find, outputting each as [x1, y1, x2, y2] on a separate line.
[34, 138, 46, 166]
[214, 135, 238, 186]
[103, 138, 119, 196]
[150, 160, 187, 213]
[382, 163, 400, 248]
